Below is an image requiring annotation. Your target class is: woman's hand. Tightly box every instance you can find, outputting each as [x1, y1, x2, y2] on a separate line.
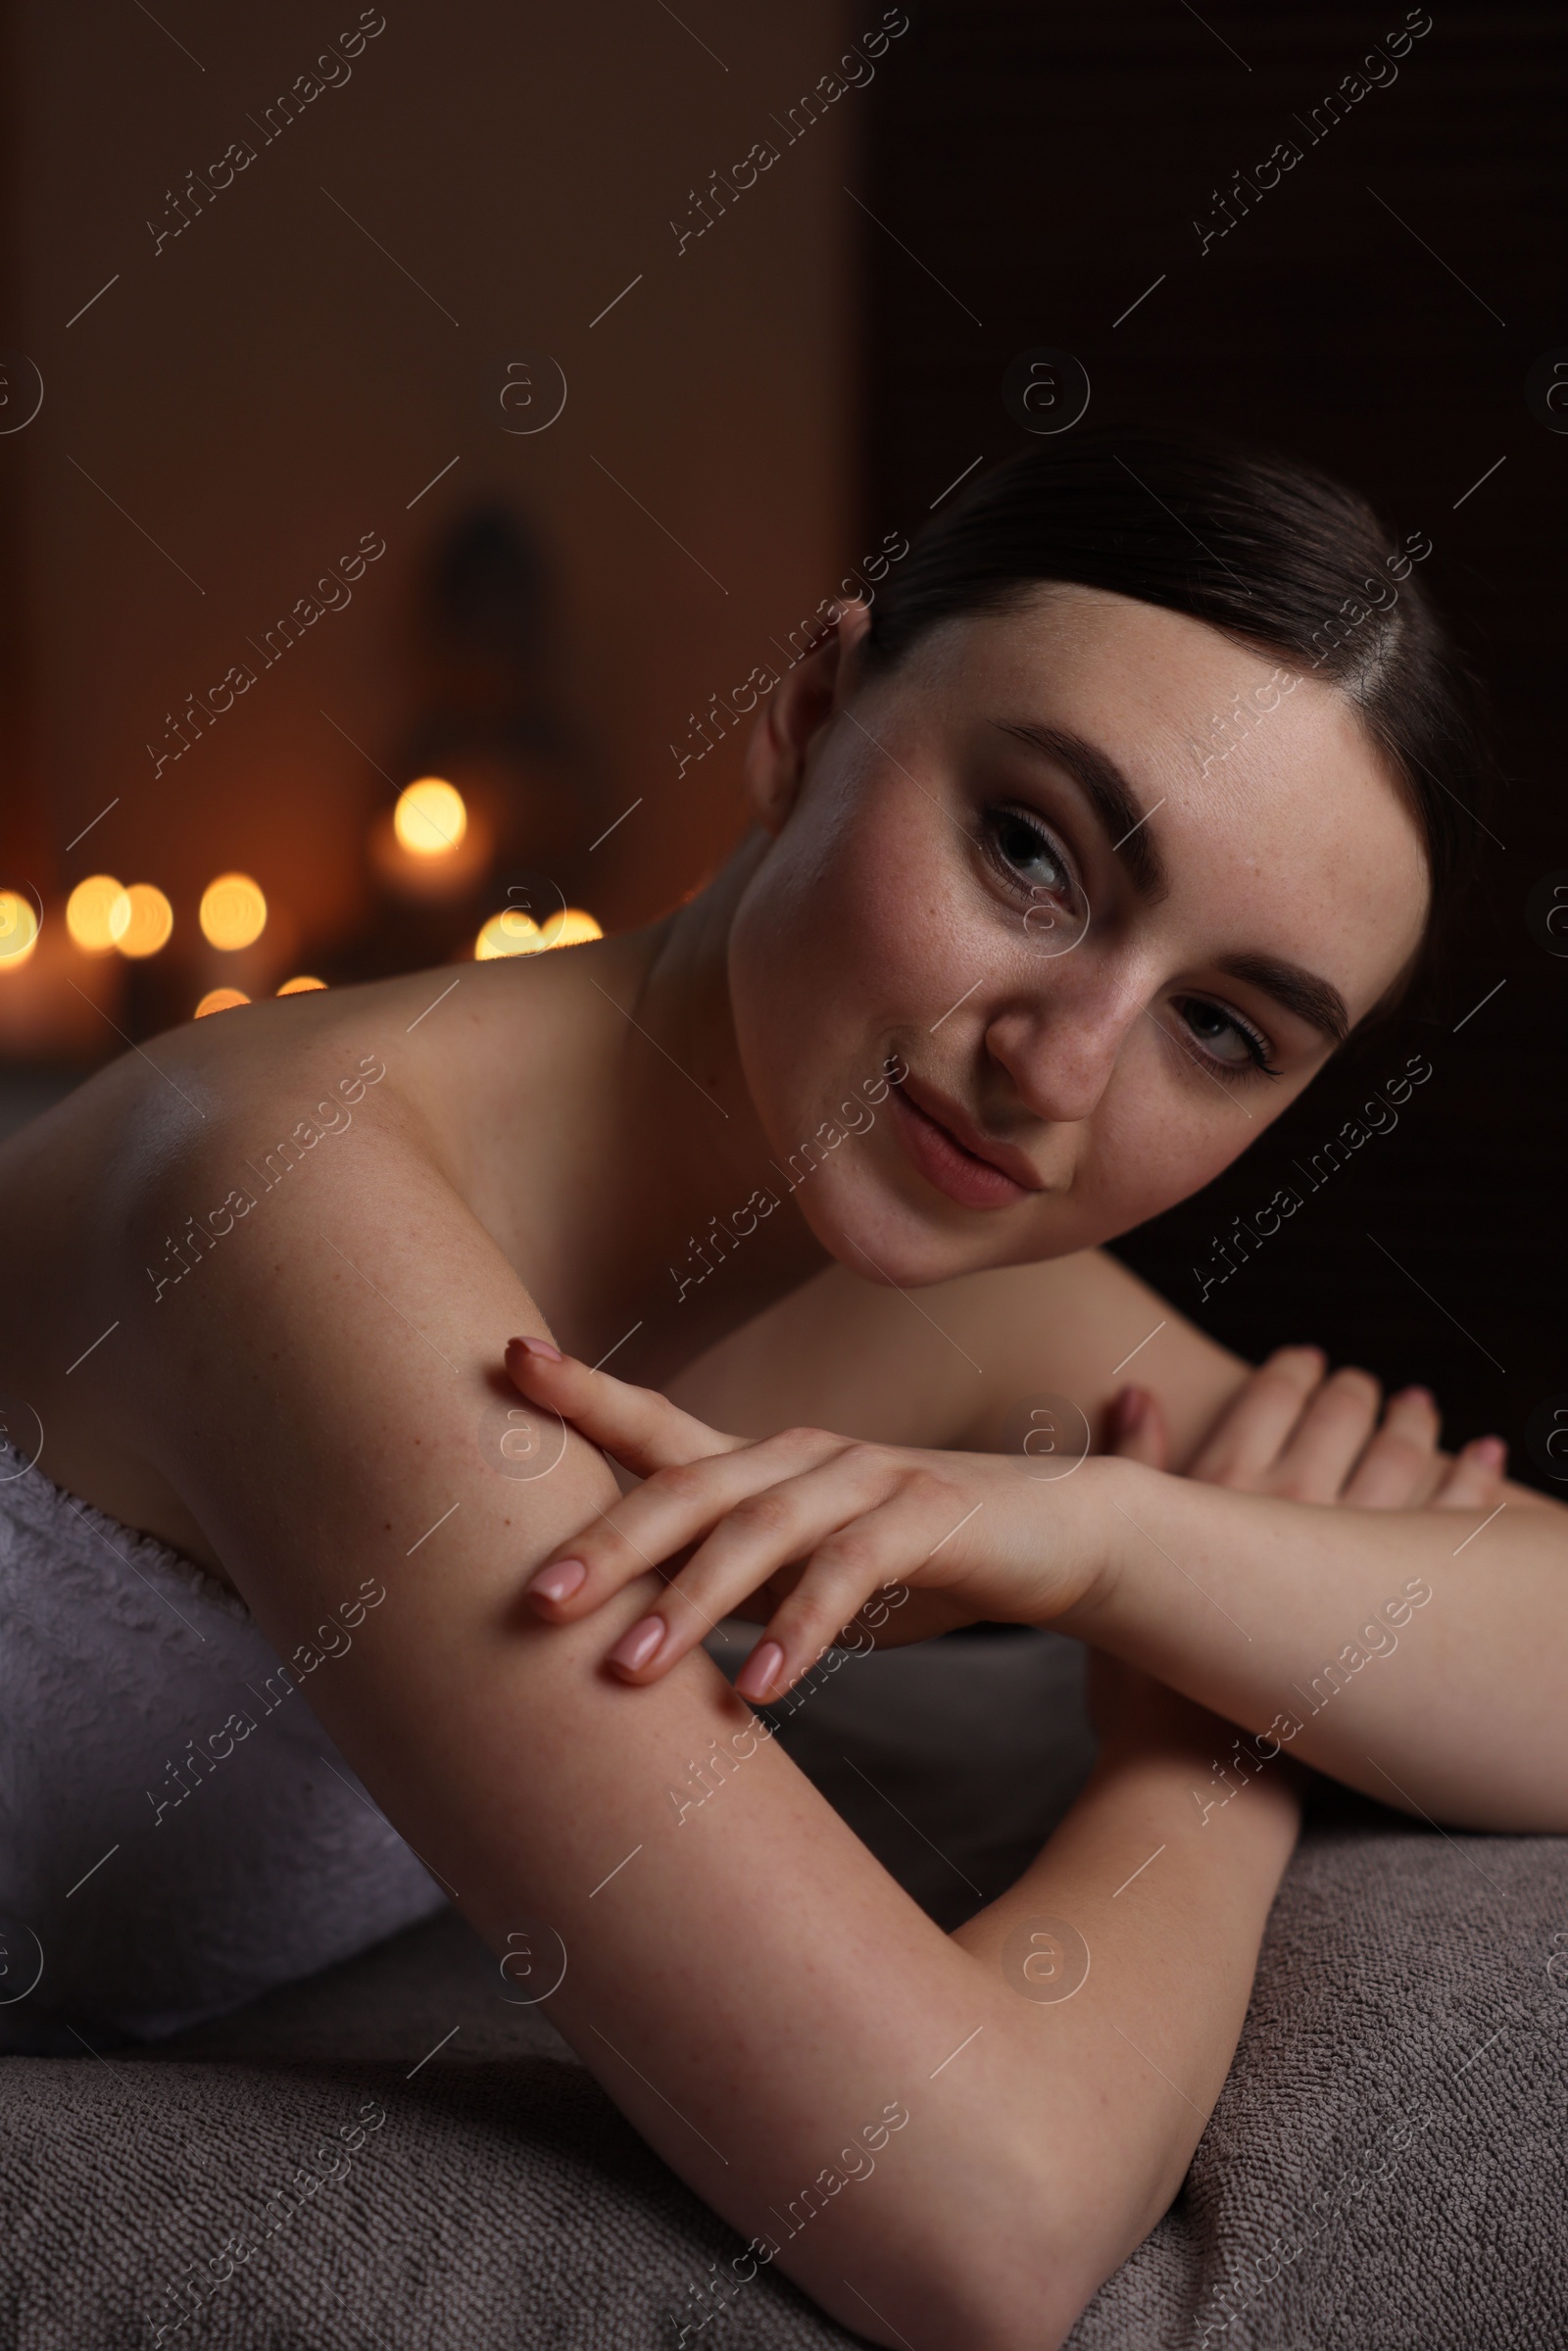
[1108, 1344, 1507, 1511]
[1083, 1347, 1505, 1766]
[503, 1336, 1109, 1702]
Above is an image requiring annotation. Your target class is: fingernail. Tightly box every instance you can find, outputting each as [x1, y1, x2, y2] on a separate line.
[525, 1557, 587, 1605]
[607, 1614, 667, 1672]
[1401, 1386, 1435, 1406]
[1115, 1386, 1147, 1438]
[734, 1640, 785, 1701]
[510, 1334, 564, 1363]
[1473, 1436, 1506, 1468]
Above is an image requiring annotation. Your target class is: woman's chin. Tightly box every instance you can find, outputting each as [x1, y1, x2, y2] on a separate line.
[807, 1177, 1027, 1292]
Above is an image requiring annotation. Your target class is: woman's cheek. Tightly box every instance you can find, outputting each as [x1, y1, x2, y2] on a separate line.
[1092, 1074, 1234, 1235]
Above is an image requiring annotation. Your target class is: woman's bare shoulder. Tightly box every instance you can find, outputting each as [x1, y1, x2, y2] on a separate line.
[668, 1247, 1251, 1459]
[0, 967, 514, 1566]
[0, 957, 539, 1260]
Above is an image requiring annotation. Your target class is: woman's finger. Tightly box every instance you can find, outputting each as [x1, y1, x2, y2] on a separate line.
[1265, 1365, 1384, 1500]
[1106, 1385, 1169, 1470]
[504, 1335, 743, 1476]
[600, 1445, 911, 1687]
[1339, 1386, 1443, 1507]
[735, 1472, 982, 1701]
[1185, 1347, 1327, 1486]
[1429, 1435, 1507, 1512]
[521, 1423, 843, 1620]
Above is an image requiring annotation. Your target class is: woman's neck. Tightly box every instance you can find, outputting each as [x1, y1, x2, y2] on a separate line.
[514, 834, 833, 1387]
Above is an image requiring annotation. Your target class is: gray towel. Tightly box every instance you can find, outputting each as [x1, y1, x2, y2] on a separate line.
[3, 1632, 1564, 2347]
[0, 1436, 447, 2045]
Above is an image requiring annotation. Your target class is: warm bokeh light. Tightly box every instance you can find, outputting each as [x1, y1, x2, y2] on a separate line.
[277, 975, 326, 995]
[0, 892, 40, 970]
[555, 907, 604, 946]
[199, 871, 268, 951]
[476, 910, 543, 960]
[474, 905, 603, 960]
[394, 777, 467, 858]
[195, 987, 251, 1017]
[67, 874, 130, 954]
[115, 884, 175, 958]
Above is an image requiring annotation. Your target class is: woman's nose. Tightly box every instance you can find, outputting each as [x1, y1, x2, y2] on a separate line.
[983, 981, 1140, 1126]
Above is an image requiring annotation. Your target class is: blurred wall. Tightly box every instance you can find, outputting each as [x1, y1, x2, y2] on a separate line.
[4, 0, 863, 1042]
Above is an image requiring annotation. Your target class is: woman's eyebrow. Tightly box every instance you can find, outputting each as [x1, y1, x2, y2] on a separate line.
[990, 719, 1168, 898]
[1213, 952, 1350, 1047]
[991, 718, 1350, 1046]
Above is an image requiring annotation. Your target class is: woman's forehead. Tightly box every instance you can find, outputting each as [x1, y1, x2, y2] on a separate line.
[914, 583, 1307, 706]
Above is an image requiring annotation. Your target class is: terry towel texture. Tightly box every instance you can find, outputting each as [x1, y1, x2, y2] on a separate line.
[0, 1436, 446, 2044]
[2, 1628, 1564, 2346]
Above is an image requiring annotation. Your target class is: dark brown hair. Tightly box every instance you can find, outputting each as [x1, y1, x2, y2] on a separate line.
[860, 427, 1494, 1022]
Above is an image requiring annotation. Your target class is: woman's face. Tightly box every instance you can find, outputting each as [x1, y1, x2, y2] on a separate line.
[726, 584, 1430, 1287]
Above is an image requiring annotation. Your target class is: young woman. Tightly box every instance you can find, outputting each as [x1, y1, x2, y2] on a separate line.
[1, 433, 1560, 2350]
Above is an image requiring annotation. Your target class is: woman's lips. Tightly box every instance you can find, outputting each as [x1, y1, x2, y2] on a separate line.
[888, 1080, 1039, 1211]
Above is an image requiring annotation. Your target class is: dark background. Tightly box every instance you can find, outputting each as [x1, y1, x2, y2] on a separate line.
[860, 0, 1566, 1488]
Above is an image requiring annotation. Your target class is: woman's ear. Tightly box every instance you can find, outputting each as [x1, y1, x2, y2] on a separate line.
[743, 599, 875, 836]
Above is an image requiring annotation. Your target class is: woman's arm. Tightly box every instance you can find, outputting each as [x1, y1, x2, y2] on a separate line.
[1070, 1452, 1566, 1830]
[116, 1111, 1290, 2351]
[668, 1246, 1257, 1473]
[673, 1245, 1548, 1517]
[950, 1688, 1301, 2316]
[514, 1347, 1567, 1833]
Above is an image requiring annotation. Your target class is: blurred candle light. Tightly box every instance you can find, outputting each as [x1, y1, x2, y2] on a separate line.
[199, 872, 268, 952]
[0, 891, 41, 971]
[67, 874, 130, 954]
[394, 778, 467, 858]
[371, 780, 490, 900]
[474, 905, 602, 959]
[554, 908, 603, 946]
[475, 908, 543, 959]
[114, 884, 174, 958]
[277, 975, 326, 995]
[195, 987, 251, 1017]
[0, 886, 127, 1055]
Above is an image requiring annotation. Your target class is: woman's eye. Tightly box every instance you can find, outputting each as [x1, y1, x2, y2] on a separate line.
[1174, 996, 1280, 1076]
[986, 807, 1072, 897]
